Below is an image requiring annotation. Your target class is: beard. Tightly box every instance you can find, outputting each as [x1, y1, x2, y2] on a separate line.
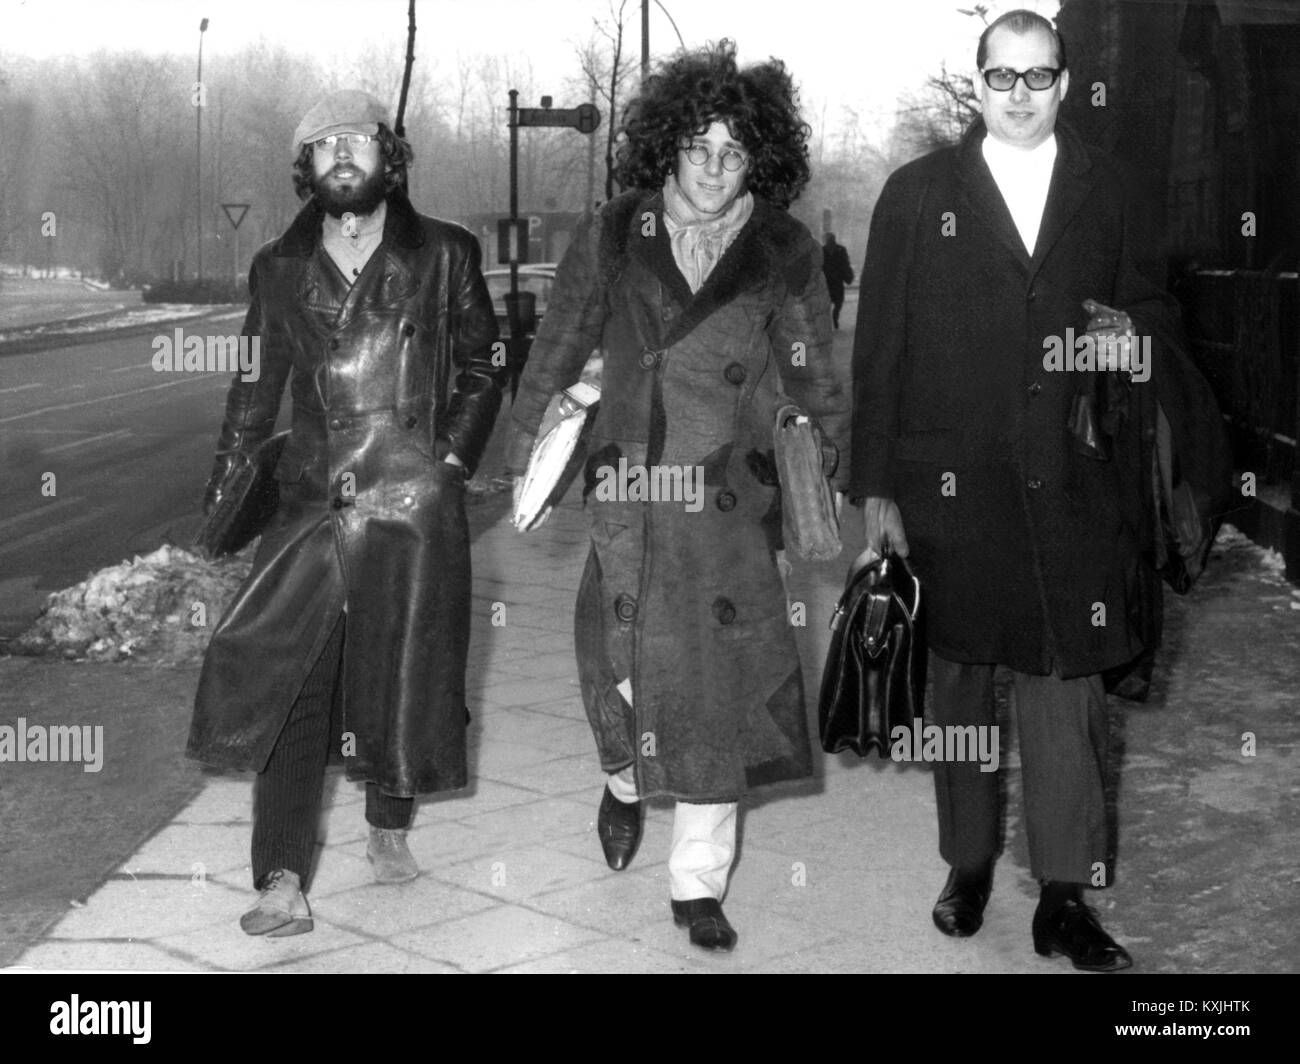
[313, 164, 388, 218]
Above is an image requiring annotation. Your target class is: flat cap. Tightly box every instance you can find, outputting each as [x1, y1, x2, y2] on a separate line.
[292, 89, 391, 151]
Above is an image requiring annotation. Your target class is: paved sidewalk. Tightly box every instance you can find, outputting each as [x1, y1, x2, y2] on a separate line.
[9, 485, 1299, 972]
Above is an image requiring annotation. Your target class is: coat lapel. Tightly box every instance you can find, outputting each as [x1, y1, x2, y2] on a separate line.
[1029, 123, 1096, 277]
[627, 192, 777, 349]
[957, 121, 1032, 270]
[956, 118, 1099, 279]
[627, 191, 694, 313]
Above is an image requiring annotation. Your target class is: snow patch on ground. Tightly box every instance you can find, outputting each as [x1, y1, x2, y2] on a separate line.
[0, 304, 227, 343]
[1214, 523, 1289, 581]
[12, 545, 251, 663]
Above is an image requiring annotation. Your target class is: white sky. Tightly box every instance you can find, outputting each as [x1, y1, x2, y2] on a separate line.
[4, 0, 1060, 138]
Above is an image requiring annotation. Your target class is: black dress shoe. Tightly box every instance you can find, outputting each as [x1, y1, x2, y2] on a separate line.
[932, 864, 993, 937]
[1033, 898, 1133, 972]
[671, 898, 737, 952]
[597, 786, 642, 871]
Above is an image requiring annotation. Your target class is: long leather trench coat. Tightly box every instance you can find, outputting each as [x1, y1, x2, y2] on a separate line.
[851, 119, 1228, 679]
[508, 191, 851, 803]
[187, 191, 505, 796]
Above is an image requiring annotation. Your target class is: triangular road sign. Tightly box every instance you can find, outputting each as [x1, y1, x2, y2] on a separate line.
[221, 203, 251, 230]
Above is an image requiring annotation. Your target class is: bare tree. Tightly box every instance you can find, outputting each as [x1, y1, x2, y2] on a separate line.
[574, 0, 636, 202]
[889, 62, 981, 162]
[0, 57, 37, 276]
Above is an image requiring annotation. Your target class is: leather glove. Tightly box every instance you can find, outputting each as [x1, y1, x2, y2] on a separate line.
[1083, 298, 1136, 376]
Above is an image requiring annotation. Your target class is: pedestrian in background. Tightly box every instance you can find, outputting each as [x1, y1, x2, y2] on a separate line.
[507, 40, 850, 952]
[821, 232, 855, 329]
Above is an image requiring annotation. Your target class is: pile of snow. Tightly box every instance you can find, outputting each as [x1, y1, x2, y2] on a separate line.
[0, 304, 218, 343]
[12, 545, 251, 663]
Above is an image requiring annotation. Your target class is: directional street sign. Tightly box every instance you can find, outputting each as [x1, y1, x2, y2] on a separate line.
[220, 203, 250, 230]
[514, 102, 601, 134]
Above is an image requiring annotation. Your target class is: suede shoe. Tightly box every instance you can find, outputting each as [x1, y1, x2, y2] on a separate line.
[367, 827, 419, 884]
[597, 786, 642, 871]
[1033, 898, 1133, 972]
[932, 863, 994, 937]
[240, 869, 313, 936]
[671, 898, 737, 952]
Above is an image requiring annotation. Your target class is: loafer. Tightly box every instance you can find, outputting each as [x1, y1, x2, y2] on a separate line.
[932, 864, 993, 937]
[367, 827, 419, 884]
[1033, 897, 1133, 972]
[597, 786, 642, 871]
[240, 869, 313, 936]
[671, 898, 737, 952]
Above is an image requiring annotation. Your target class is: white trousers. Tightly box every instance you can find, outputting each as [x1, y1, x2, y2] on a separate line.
[610, 679, 737, 901]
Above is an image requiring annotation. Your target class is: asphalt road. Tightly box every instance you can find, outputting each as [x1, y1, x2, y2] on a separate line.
[0, 310, 249, 638]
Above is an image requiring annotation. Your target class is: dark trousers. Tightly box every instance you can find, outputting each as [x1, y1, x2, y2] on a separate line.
[251, 614, 413, 889]
[929, 651, 1108, 884]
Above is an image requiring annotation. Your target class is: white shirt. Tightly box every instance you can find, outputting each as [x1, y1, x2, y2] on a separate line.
[981, 132, 1057, 256]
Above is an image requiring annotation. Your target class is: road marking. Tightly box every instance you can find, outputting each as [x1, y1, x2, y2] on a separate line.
[45, 429, 134, 454]
[110, 362, 156, 373]
[0, 382, 43, 395]
[0, 495, 89, 535]
[0, 508, 107, 560]
[0, 376, 217, 426]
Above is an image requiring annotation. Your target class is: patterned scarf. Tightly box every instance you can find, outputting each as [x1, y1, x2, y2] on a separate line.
[661, 174, 754, 294]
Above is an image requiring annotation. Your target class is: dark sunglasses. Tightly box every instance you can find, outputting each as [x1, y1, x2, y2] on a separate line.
[981, 67, 1062, 92]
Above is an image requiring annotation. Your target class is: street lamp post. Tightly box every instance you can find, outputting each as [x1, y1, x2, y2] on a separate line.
[196, 17, 209, 281]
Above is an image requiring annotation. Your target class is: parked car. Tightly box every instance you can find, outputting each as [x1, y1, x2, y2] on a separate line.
[482, 263, 556, 337]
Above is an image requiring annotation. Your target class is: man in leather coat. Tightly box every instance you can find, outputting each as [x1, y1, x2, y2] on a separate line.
[187, 90, 505, 936]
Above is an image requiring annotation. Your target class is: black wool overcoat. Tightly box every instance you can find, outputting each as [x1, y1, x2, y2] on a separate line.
[187, 191, 506, 795]
[851, 119, 1226, 678]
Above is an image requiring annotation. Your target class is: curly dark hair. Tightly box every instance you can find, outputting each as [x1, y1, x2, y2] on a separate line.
[291, 123, 414, 201]
[614, 39, 811, 209]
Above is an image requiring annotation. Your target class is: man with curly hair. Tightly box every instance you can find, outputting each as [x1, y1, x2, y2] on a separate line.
[508, 41, 850, 952]
[189, 90, 506, 935]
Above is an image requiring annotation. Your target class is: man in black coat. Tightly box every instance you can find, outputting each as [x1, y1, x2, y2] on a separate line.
[851, 10, 1226, 971]
[822, 232, 855, 329]
[188, 91, 505, 936]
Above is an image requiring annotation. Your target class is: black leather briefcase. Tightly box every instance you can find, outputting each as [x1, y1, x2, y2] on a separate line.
[193, 432, 290, 559]
[818, 549, 926, 758]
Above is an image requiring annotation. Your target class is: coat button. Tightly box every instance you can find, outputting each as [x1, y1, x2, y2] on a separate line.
[1027, 477, 1043, 490]
[332, 497, 345, 510]
[724, 362, 746, 385]
[403, 324, 415, 337]
[329, 418, 343, 430]
[638, 347, 661, 369]
[328, 338, 340, 350]
[614, 593, 638, 623]
[1027, 288, 1038, 301]
[1028, 381, 1041, 396]
[716, 490, 737, 512]
[404, 415, 419, 429]
[713, 597, 736, 625]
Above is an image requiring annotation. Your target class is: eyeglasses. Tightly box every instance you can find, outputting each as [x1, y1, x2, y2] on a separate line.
[312, 133, 376, 151]
[981, 67, 1062, 92]
[681, 142, 749, 173]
